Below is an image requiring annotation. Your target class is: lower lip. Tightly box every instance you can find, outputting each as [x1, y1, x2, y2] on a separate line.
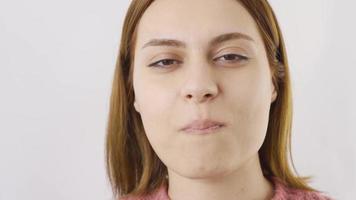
[182, 125, 225, 135]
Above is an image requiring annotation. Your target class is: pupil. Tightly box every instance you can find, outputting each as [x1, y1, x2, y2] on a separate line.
[225, 55, 236, 60]
[163, 60, 172, 65]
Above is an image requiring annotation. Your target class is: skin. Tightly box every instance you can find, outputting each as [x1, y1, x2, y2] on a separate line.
[132, 0, 277, 199]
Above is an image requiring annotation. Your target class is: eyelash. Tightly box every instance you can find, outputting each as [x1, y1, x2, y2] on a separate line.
[148, 54, 248, 68]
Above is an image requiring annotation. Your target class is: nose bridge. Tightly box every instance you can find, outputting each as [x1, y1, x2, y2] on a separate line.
[188, 59, 214, 85]
[180, 52, 219, 103]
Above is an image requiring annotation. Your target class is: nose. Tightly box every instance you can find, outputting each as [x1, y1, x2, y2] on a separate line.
[181, 64, 219, 104]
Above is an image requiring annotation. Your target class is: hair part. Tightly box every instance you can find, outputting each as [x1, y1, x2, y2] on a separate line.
[105, 0, 319, 198]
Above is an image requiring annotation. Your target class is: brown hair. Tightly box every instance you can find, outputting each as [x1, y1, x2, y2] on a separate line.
[105, 0, 319, 198]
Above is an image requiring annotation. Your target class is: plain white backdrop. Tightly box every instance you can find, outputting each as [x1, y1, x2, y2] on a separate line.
[0, 0, 355, 199]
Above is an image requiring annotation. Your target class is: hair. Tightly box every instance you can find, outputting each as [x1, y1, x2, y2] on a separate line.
[105, 0, 320, 198]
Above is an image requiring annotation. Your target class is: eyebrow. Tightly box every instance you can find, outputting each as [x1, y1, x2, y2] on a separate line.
[141, 32, 255, 49]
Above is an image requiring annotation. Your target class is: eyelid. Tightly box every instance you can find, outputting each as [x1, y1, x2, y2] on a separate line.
[146, 47, 250, 68]
[214, 46, 249, 56]
[149, 53, 179, 62]
[148, 58, 182, 68]
[212, 54, 249, 64]
[213, 53, 248, 60]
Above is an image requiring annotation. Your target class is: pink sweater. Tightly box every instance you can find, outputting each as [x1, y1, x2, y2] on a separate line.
[119, 176, 333, 200]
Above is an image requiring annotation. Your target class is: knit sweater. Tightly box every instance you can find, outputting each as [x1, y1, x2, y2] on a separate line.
[119, 176, 334, 200]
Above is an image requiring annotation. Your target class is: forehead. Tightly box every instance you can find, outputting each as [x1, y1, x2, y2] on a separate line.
[135, 0, 262, 49]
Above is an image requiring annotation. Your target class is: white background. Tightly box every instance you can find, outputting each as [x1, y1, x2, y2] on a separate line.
[0, 0, 355, 199]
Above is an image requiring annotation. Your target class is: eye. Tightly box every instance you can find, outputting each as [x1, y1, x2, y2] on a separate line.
[148, 59, 182, 68]
[213, 54, 248, 63]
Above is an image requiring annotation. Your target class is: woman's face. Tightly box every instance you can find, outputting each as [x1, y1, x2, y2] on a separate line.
[133, 0, 277, 179]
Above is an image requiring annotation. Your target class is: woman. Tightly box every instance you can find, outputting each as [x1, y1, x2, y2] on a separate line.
[105, 0, 334, 199]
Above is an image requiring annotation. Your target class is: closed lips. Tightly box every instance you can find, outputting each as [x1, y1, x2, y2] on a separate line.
[180, 119, 225, 131]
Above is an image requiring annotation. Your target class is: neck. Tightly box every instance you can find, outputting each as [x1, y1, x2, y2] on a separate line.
[167, 154, 273, 200]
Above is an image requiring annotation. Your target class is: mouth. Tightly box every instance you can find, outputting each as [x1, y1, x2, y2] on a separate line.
[180, 119, 226, 135]
[183, 124, 225, 135]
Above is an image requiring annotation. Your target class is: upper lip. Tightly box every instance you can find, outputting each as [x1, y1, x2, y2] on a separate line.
[180, 119, 225, 131]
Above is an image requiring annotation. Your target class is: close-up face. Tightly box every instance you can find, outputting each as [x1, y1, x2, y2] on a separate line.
[133, 0, 277, 179]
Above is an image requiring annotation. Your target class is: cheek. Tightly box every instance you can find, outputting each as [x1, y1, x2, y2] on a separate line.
[134, 66, 169, 114]
[133, 74, 175, 143]
[223, 64, 272, 149]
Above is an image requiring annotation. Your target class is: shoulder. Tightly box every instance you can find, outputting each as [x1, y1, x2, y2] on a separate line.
[270, 176, 334, 200]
